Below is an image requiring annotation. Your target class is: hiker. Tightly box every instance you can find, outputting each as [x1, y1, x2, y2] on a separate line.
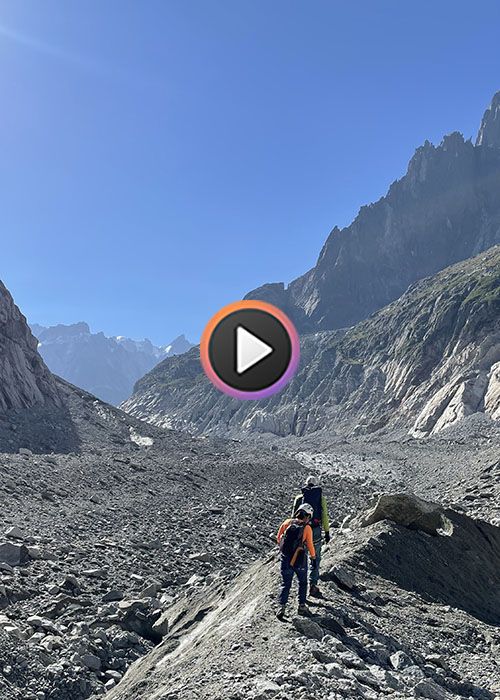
[291, 475, 330, 598]
[276, 503, 316, 619]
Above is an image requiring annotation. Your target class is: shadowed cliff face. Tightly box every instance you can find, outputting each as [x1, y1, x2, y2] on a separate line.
[0, 280, 85, 452]
[123, 247, 500, 438]
[246, 92, 500, 333]
[0, 281, 61, 412]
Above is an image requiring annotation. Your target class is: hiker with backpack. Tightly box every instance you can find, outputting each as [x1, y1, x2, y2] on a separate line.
[276, 503, 317, 619]
[292, 475, 330, 598]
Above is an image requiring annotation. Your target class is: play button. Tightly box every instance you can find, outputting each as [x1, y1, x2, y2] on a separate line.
[200, 300, 300, 400]
[236, 326, 273, 374]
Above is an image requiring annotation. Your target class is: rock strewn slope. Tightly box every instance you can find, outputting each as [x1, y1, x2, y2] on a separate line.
[123, 247, 500, 438]
[246, 92, 500, 333]
[0, 394, 381, 700]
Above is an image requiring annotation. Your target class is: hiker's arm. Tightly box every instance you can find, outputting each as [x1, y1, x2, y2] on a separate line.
[277, 519, 289, 543]
[321, 495, 330, 533]
[304, 525, 316, 559]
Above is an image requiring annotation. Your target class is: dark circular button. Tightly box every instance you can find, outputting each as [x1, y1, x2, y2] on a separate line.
[200, 300, 300, 400]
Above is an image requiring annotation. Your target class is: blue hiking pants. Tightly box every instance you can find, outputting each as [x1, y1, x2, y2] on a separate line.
[279, 554, 308, 606]
[310, 526, 322, 586]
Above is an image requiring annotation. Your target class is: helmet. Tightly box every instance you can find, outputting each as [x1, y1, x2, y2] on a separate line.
[296, 503, 314, 518]
[306, 474, 319, 486]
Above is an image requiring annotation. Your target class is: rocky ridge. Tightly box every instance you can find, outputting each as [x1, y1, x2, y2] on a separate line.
[246, 91, 500, 333]
[122, 247, 500, 438]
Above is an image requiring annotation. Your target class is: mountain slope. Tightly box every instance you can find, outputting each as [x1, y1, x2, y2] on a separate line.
[246, 92, 500, 333]
[31, 323, 194, 406]
[123, 247, 500, 437]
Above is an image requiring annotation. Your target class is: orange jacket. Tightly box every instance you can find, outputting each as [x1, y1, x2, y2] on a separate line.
[277, 519, 316, 559]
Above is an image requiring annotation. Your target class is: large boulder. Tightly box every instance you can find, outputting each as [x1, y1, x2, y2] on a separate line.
[0, 542, 31, 566]
[117, 599, 164, 642]
[344, 494, 453, 537]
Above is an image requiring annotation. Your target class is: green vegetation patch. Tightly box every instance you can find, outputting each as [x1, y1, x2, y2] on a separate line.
[463, 272, 500, 306]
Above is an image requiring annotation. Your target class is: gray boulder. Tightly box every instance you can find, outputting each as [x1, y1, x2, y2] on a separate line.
[0, 542, 30, 566]
[389, 650, 413, 671]
[151, 611, 170, 639]
[292, 617, 324, 640]
[118, 599, 163, 642]
[5, 526, 23, 539]
[345, 494, 454, 537]
[189, 552, 216, 564]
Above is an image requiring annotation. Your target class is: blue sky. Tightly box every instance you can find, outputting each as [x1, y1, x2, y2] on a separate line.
[1, 1, 499, 345]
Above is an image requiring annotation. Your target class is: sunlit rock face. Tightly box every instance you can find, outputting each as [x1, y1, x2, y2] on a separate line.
[0, 280, 61, 412]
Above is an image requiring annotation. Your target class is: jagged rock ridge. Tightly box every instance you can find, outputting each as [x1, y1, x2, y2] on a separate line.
[246, 92, 500, 333]
[123, 247, 500, 437]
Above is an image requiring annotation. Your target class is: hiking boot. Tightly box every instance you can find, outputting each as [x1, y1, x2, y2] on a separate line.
[276, 606, 286, 620]
[297, 604, 310, 616]
[309, 584, 323, 598]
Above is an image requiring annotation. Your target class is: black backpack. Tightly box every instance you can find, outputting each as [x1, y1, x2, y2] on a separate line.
[301, 486, 323, 527]
[280, 520, 305, 564]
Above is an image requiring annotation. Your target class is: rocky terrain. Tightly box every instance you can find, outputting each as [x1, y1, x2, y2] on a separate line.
[0, 398, 312, 700]
[1, 404, 498, 700]
[1, 278, 498, 700]
[31, 323, 193, 406]
[108, 491, 500, 700]
[246, 92, 500, 333]
[122, 246, 500, 438]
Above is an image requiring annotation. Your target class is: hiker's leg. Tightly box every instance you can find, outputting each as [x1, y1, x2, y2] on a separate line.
[279, 557, 294, 606]
[296, 563, 308, 606]
[310, 527, 322, 586]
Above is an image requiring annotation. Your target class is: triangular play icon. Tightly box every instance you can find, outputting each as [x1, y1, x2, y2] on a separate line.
[236, 325, 274, 375]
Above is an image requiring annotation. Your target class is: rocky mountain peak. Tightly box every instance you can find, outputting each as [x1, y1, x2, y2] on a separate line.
[476, 90, 500, 147]
[33, 322, 91, 342]
[241, 92, 500, 335]
[163, 334, 195, 356]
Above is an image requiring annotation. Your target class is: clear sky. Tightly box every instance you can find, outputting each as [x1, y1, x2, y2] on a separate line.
[1, 1, 499, 345]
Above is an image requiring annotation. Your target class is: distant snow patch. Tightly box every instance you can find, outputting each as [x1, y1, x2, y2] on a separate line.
[129, 428, 154, 447]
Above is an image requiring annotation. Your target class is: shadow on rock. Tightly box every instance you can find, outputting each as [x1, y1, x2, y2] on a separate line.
[348, 509, 500, 625]
[0, 401, 81, 454]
